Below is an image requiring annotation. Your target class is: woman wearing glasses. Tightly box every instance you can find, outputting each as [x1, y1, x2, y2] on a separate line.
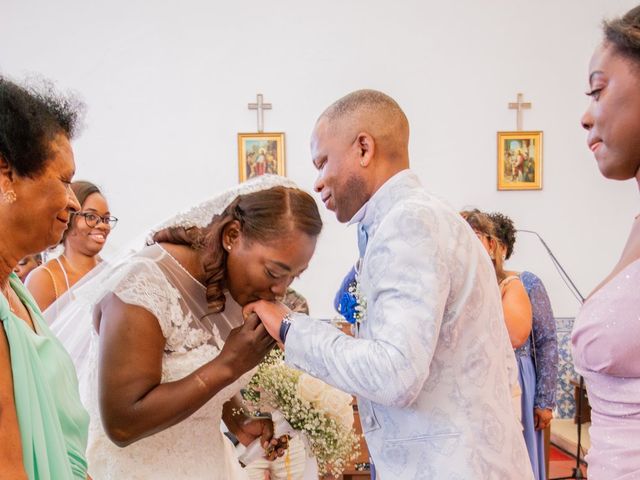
[27, 180, 117, 318]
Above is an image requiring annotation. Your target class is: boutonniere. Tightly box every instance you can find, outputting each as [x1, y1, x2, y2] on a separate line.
[338, 277, 367, 326]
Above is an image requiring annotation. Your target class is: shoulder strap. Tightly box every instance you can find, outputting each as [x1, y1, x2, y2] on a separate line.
[40, 265, 59, 301]
[499, 274, 521, 297]
[499, 274, 520, 289]
[54, 257, 72, 294]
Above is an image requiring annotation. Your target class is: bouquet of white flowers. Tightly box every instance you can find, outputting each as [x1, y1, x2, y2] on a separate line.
[240, 349, 361, 476]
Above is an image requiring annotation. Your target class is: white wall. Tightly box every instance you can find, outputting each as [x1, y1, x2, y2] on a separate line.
[1, 0, 638, 318]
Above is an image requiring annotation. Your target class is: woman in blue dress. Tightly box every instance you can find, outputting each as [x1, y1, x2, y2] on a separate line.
[489, 212, 559, 480]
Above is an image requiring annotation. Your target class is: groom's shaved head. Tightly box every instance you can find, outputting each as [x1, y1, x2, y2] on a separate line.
[311, 89, 411, 222]
[318, 89, 410, 163]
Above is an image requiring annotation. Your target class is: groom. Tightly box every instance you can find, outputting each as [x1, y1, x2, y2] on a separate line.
[245, 90, 533, 479]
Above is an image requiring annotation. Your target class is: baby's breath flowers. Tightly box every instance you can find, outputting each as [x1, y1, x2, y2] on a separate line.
[242, 349, 361, 476]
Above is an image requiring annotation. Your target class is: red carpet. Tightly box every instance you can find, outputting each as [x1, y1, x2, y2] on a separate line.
[549, 445, 588, 478]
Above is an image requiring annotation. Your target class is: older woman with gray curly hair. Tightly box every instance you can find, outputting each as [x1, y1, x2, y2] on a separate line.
[0, 76, 88, 479]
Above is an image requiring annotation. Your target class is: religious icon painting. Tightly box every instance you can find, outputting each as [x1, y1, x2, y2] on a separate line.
[237, 132, 286, 182]
[497, 131, 543, 190]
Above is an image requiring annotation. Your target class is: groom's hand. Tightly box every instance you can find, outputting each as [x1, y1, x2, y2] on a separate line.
[243, 300, 290, 345]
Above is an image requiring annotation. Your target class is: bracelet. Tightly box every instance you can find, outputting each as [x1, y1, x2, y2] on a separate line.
[279, 312, 294, 343]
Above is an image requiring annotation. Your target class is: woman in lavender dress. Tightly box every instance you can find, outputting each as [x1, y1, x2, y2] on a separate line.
[572, 6, 640, 479]
[490, 212, 558, 480]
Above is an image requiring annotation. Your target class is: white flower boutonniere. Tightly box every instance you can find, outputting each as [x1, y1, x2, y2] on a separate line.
[347, 279, 367, 326]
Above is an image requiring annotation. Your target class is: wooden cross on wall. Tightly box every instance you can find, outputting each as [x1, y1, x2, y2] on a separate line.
[508, 93, 531, 131]
[248, 93, 272, 133]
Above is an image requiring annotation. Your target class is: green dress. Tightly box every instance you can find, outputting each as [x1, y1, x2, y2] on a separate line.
[0, 272, 89, 479]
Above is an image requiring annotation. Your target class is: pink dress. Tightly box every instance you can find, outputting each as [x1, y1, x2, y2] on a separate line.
[571, 258, 640, 479]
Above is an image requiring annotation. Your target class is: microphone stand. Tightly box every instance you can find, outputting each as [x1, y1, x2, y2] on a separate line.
[517, 230, 587, 479]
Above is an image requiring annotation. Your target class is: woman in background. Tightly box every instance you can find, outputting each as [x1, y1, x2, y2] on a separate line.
[461, 210, 532, 348]
[27, 180, 116, 319]
[461, 209, 531, 433]
[13, 254, 43, 282]
[572, 6, 640, 478]
[489, 212, 558, 480]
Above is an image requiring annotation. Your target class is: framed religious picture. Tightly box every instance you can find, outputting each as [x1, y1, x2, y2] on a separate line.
[237, 132, 286, 182]
[497, 131, 543, 190]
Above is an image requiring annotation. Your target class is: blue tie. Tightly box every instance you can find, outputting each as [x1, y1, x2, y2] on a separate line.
[357, 223, 368, 258]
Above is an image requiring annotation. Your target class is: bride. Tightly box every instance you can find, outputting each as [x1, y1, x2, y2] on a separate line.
[52, 175, 323, 479]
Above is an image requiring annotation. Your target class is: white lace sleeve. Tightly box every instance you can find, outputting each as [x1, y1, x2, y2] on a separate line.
[110, 258, 182, 342]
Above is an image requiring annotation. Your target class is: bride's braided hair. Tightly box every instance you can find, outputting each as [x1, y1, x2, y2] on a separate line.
[152, 186, 322, 313]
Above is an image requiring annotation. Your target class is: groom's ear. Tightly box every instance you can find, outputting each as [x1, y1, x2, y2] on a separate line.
[221, 220, 242, 250]
[356, 132, 375, 167]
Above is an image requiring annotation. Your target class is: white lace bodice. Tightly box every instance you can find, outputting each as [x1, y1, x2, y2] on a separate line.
[83, 247, 252, 480]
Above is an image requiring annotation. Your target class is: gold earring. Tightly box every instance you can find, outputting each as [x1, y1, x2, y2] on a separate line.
[3, 190, 16, 204]
[359, 159, 365, 167]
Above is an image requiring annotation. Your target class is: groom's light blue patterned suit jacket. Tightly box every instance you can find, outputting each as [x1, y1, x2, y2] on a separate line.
[285, 170, 534, 479]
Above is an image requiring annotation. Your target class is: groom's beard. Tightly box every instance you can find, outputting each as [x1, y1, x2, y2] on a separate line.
[333, 174, 370, 223]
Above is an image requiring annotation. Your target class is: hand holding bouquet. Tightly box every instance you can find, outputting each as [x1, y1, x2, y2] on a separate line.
[241, 349, 361, 476]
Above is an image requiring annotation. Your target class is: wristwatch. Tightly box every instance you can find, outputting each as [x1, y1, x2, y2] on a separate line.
[279, 312, 294, 343]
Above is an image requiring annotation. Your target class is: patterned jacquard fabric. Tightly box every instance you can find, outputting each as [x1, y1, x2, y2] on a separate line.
[284, 170, 534, 479]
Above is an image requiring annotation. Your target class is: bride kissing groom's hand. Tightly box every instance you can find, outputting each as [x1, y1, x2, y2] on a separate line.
[219, 312, 276, 375]
[243, 301, 291, 347]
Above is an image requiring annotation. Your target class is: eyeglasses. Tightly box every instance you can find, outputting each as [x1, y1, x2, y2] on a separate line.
[72, 211, 119, 228]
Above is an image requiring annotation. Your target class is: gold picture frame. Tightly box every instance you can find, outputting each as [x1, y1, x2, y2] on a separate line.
[237, 132, 286, 182]
[497, 131, 542, 190]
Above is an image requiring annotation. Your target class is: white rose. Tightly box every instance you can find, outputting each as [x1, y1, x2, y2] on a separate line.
[296, 374, 326, 403]
[337, 402, 355, 429]
[317, 387, 353, 415]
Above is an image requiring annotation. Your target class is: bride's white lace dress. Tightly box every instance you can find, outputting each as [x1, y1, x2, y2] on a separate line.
[82, 244, 252, 479]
